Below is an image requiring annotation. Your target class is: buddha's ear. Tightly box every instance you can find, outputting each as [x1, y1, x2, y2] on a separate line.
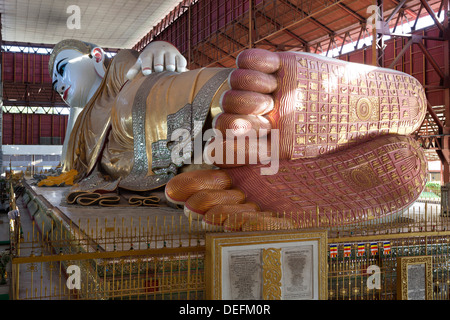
[90, 47, 106, 78]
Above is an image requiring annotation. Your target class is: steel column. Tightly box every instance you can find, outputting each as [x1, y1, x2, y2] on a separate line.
[442, 0, 450, 183]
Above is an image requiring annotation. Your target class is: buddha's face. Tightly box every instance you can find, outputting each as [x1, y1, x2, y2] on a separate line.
[51, 49, 103, 108]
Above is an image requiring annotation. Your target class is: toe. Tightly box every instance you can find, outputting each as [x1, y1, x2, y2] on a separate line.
[202, 202, 260, 231]
[236, 48, 281, 73]
[242, 215, 297, 231]
[213, 113, 271, 138]
[222, 211, 273, 232]
[229, 69, 277, 94]
[184, 189, 246, 219]
[220, 90, 274, 115]
[165, 169, 231, 205]
[203, 133, 274, 168]
[223, 211, 297, 232]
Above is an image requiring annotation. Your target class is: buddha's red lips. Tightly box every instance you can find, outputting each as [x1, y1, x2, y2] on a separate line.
[63, 87, 70, 100]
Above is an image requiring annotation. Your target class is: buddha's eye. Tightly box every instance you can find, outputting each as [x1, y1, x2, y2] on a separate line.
[58, 63, 67, 76]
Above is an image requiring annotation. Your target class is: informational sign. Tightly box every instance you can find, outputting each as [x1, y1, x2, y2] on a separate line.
[397, 256, 433, 300]
[206, 230, 327, 300]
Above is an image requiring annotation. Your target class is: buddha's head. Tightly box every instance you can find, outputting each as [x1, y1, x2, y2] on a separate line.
[49, 39, 111, 108]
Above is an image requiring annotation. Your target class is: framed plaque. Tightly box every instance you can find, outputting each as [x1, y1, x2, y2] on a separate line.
[205, 229, 327, 300]
[397, 256, 433, 300]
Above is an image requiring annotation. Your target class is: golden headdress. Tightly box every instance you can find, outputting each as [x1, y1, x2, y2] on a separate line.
[49, 39, 110, 76]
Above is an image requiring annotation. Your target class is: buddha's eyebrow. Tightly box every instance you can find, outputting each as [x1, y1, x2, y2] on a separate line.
[56, 57, 68, 73]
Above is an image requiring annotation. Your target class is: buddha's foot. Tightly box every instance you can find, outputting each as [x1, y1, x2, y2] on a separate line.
[165, 134, 427, 231]
[211, 48, 427, 167]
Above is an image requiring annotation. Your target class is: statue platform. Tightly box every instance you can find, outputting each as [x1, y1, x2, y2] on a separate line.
[14, 179, 206, 299]
[20, 179, 205, 251]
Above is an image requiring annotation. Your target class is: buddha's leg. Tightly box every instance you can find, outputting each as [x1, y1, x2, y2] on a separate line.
[165, 48, 427, 230]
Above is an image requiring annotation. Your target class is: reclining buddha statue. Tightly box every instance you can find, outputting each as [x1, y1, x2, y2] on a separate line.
[48, 38, 427, 231]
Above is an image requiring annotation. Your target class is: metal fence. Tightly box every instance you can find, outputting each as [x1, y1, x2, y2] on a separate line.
[6, 180, 450, 300]
[9, 211, 209, 300]
[327, 233, 450, 300]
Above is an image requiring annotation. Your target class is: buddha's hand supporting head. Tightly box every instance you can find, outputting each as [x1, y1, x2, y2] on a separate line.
[126, 41, 188, 80]
[49, 39, 107, 108]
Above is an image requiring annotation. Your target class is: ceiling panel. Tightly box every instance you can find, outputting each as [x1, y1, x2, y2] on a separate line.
[0, 0, 184, 49]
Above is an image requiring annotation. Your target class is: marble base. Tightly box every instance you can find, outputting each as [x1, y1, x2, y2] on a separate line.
[21, 179, 204, 252]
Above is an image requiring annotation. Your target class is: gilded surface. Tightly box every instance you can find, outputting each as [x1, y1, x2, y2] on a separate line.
[64, 49, 231, 193]
[290, 53, 426, 159]
[262, 248, 282, 300]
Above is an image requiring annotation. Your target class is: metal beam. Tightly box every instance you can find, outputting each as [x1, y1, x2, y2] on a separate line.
[278, 0, 335, 35]
[417, 40, 446, 81]
[388, 37, 414, 68]
[336, 3, 366, 23]
[386, 0, 408, 24]
[427, 101, 445, 131]
[442, 0, 450, 182]
[372, 0, 385, 67]
[254, 10, 307, 46]
[419, 0, 444, 33]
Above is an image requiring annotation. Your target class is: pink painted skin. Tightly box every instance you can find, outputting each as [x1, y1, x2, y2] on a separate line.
[165, 48, 428, 231]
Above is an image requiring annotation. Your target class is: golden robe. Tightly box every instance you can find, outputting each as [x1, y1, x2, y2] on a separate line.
[64, 49, 231, 192]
